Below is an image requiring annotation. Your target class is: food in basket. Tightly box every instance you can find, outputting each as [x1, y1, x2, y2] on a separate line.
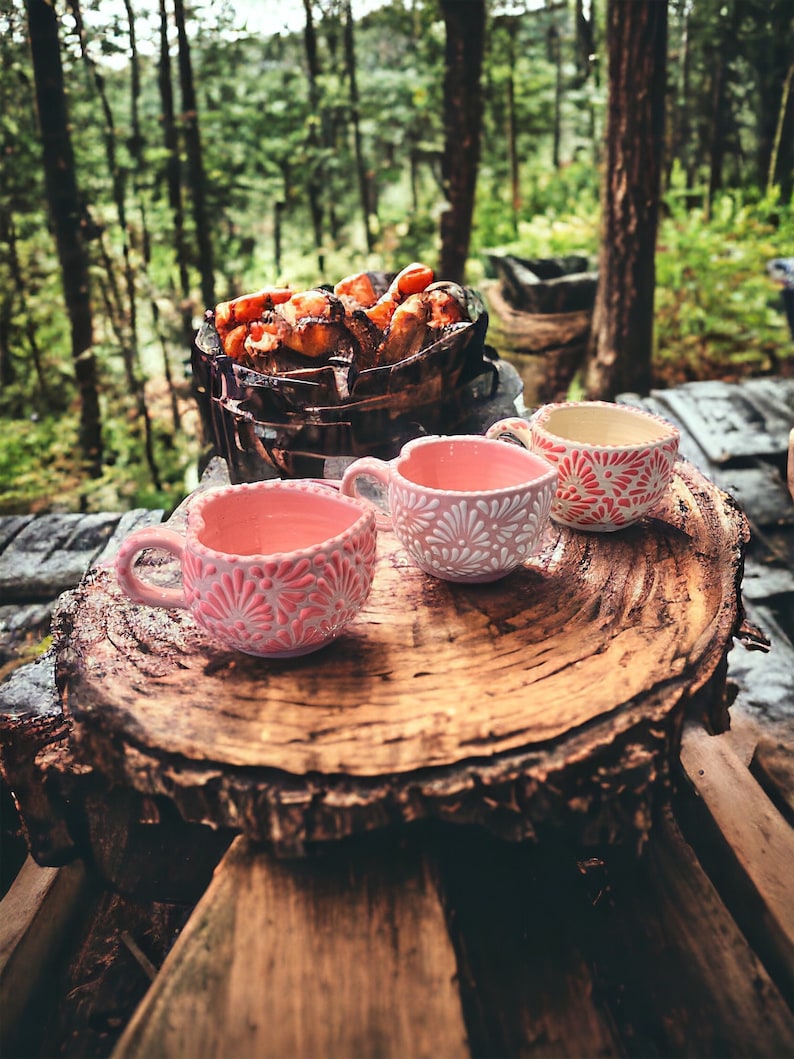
[211, 262, 472, 372]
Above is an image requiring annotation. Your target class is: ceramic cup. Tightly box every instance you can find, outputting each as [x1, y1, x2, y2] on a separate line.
[114, 479, 377, 658]
[486, 401, 680, 532]
[340, 434, 557, 583]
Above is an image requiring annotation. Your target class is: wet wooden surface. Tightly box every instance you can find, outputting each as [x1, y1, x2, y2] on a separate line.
[1, 375, 793, 1059]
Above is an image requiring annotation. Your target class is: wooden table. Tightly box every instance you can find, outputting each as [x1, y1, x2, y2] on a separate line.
[2, 378, 794, 1059]
[55, 451, 745, 854]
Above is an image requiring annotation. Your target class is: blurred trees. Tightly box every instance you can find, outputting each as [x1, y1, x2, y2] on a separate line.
[0, 0, 792, 510]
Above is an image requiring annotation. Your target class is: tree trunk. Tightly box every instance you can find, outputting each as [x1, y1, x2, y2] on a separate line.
[504, 18, 520, 235]
[575, 0, 596, 85]
[125, 0, 180, 433]
[767, 62, 794, 198]
[439, 0, 485, 284]
[158, 0, 192, 346]
[67, 0, 163, 492]
[549, 23, 563, 169]
[343, 0, 375, 254]
[173, 0, 215, 310]
[756, 0, 794, 203]
[302, 0, 325, 275]
[25, 0, 102, 475]
[584, 0, 668, 400]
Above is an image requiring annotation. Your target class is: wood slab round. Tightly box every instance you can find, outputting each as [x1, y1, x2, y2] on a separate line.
[55, 460, 748, 852]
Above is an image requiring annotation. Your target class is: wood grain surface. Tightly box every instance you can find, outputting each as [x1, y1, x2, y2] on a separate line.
[112, 834, 468, 1059]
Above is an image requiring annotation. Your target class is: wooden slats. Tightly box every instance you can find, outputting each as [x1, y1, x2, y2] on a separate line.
[650, 378, 794, 465]
[680, 719, 794, 1001]
[112, 818, 794, 1059]
[0, 856, 87, 1055]
[620, 383, 794, 529]
[434, 830, 622, 1058]
[112, 833, 469, 1059]
[575, 807, 794, 1058]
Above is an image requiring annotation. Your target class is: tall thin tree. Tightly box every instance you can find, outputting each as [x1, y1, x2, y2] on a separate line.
[439, 0, 486, 284]
[173, 0, 215, 309]
[158, 0, 191, 344]
[25, 0, 102, 475]
[67, 0, 163, 490]
[343, 0, 375, 253]
[584, 0, 668, 399]
[302, 0, 326, 274]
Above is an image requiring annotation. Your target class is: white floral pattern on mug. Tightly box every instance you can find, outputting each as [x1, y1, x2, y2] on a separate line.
[395, 491, 552, 579]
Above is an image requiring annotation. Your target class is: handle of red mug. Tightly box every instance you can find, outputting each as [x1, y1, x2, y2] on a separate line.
[115, 527, 188, 609]
[485, 417, 534, 448]
[340, 457, 393, 530]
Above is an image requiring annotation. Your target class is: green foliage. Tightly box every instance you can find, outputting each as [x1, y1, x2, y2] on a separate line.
[1, 0, 791, 518]
[0, 415, 83, 515]
[654, 185, 794, 378]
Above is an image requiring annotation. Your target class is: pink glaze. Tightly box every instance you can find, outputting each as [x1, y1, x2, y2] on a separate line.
[115, 480, 377, 658]
[487, 401, 680, 532]
[341, 434, 557, 583]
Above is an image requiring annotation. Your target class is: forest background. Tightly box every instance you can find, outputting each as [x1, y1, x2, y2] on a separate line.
[1, 0, 792, 517]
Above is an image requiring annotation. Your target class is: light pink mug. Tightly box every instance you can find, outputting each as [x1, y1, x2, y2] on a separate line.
[340, 434, 557, 583]
[115, 479, 377, 658]
[487, 401, 680, 532]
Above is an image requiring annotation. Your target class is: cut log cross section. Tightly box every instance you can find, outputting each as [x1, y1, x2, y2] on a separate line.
[55, 459, 748, 854]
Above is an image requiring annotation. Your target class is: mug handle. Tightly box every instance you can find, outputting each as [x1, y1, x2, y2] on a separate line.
[485, 416, 534, 448]
[115, 527, 188, 609]
[340, 457, 393, 530]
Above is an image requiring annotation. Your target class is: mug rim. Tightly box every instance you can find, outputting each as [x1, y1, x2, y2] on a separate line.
[533, 400, 680, 450]
[393, 433, 557, 496]
[185, 478, 376, 564]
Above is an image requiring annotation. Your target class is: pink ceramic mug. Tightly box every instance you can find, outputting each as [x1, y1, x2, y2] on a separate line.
[486, 401, 680, 532]
[340, 434, 557, 583]
[115, 480, 377, 658]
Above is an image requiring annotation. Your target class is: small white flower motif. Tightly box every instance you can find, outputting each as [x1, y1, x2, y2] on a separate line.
[426, 501, 490, 550]
[423, 543, 492, 577]
[392, 485, 440, 538]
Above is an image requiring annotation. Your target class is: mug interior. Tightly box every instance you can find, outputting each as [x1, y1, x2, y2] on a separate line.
[195, 484, 363, 556]
[398, 436, 551, 492]
[540, 404, 673, 447]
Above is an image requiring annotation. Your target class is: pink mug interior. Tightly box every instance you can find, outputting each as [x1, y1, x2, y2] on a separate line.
[191, 482, 366, 556]
[396, 435, 553, 492]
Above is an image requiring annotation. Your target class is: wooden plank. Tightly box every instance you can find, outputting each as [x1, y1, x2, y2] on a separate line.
[753, 736, 794, 822]
[715, 465, 794, 527]
[621, 390, 794, 528]
[0, 856, 87, 1053]
[0, 515, 34, 555]
[728, 603, 794, 732]
[439, 808, 794, 1058]
[741, 555, 794, 604]
[651, 380, 790, 464]
[572, 807, 794, 1057]
[0, 513, 122, 602]
[679, 720, 794, 999]
[113, 833, 469, 1059]
[434, 829, 621, 1058]
[739, 377, 794, 438]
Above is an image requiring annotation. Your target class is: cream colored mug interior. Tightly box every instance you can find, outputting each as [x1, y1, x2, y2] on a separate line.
[540, 405, 673, 447]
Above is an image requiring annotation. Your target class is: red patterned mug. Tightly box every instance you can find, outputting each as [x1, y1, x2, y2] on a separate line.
[487, 401, 680, 532]
[115, 480, 377, 658]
